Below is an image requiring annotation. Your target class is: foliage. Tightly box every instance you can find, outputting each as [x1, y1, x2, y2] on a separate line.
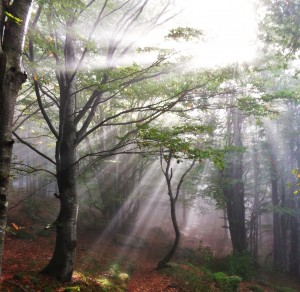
[213, 271, 241, 292]
[197, 242, 214, 266]
[259, 0, 300, 54]
[166, 27, 203, 41]
[137, 124, 226, 169]
[237, 97, 273, 116]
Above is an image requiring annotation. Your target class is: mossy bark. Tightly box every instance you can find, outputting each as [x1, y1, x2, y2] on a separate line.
[0, 0, 32, 276]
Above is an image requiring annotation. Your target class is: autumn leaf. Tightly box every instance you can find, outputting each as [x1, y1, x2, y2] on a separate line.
[11, 223, 19, 230]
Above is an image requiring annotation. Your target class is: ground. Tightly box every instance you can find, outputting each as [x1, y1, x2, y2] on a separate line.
[0, 229, 299, 291]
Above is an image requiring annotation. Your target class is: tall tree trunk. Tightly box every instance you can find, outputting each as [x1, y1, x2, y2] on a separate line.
[222, 108, 247, 254]
[289, 139, 300, 276]
[223, 185, 246, 254]
[41, 18, 78, 282]
[271, 175, 283, 270]
[268, 142, 288, 272]
[0, 0, 32, 276]
[289, 201, 299, 276]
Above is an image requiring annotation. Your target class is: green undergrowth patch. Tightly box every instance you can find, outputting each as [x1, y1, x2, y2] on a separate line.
[213, 271, 241, 291]
[160, 259, 300, 292]
[95, 262, 129, 291]
[160, 262, 216, 291]
[208, 252, 255, 280]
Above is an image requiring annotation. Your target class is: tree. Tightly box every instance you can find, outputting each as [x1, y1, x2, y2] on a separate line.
[0, 0, 33, 276]
[221, 107, 247, 255]
[137, 124, 225, 269]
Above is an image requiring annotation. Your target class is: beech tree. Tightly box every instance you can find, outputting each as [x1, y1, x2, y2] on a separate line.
[221, 107, 247, 254]
[137, 124, 225, 269]
[0, 0, 33, 276]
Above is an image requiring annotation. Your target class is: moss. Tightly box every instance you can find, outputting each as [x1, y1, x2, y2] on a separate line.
[213, 271, 242, 291]
[161, 262, 214, 291]
[64, 286, 80, 292]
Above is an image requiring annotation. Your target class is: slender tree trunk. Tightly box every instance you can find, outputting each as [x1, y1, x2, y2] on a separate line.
[156, 154, 194, 270]
[0, 0, 32, 276]
[289, 139, 300, 276]
[157, 198, 180, 270]
[268, 144, 288, 272]
[289, 206, 299, 276]
[271, 176, 283, 270]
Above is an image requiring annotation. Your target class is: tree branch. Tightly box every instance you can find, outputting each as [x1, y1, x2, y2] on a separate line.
[13, 131, 56, 165]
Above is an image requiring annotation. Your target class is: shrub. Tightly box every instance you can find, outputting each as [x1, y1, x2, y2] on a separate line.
[210, 252, 254, 280]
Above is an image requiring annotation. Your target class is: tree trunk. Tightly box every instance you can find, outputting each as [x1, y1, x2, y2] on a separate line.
[223, 185, 247, 254]
[289, 198, 300, 276]
[222, 108, 247, 254]
[41, 136, 78, 282]
[0, 0, 32, 276]
[269, 145, 288, 272]
[271, 176, 284, 270]
[289, 139, 300, 276]
[156, 198, 180, 270]
[41, 18, 78, 282]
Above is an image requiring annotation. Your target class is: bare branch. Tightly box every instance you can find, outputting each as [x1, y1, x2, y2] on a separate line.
[13, 107, 40, 132]
[33, 80, 59, 139]
[12, 162, 56, 177]
[175, 160, 195, 202]
[13, 132, 56, 165]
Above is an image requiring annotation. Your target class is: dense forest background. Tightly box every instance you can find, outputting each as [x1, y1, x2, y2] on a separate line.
[1, 0, 300, 291]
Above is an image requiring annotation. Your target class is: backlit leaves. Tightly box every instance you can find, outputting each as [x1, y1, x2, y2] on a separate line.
[260, 0, 300, 55]
[137, 124, 225, 169]
[166, 27, 203, 41]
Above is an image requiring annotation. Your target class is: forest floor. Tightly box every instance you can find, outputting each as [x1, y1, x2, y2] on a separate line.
[1, 229, 299, 291]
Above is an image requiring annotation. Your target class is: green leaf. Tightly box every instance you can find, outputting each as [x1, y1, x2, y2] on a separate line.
[292, 168, 298, 175]
[5, 11, 22, 25]
[165, 27, 203, 41]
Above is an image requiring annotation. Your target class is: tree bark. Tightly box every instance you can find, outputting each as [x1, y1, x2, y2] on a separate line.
[156, 197, 180, 270]
[289, 139, 300, 276]
[0, 0, 32, 276]
[271, 176, 284, 270]
[41, 18, 78, 282]
[222, 108, 247, 255]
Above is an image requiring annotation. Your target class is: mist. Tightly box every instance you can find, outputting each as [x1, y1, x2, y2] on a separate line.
[1, 0, 300, 291]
